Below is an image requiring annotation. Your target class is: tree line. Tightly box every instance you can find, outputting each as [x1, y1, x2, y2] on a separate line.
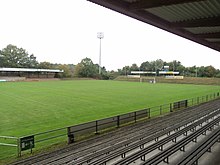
[0, 44, 220, 79]
[0, 44, 108, 79]
[118, 59, 220, 78]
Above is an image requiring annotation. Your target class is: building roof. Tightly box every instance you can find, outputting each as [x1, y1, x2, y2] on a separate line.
[0, 68, 63, 73]
[88, 0, 220, 52]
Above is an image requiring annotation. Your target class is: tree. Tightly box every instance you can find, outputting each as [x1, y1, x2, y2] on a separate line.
[38, 62, 52, 69]
[100, 66, 110, 80]
[187, 66, 197, 77]
[204, 65, 216, 77]
[74, 63, 83, 77]
[0, 44, 38, 68]
[130, 63, 139, 71]
[74, 57, 98, 78]
[171, 60, 185, 75]
[109, 70, 120, 80]
[166, 60, 181, 71]
[140, 61, 152, 71]
[121, 66, 131, 75]
[57, 64, 72, 78]
[155, 59, 164, 71]
[80, 58, 97, 78]
[26, 54, 38, 68]
[197, 66, 206, 77]
[0, 51, 4, 67]
[216, 69, 220, 78]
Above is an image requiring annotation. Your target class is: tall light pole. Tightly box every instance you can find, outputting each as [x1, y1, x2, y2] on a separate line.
[97, 32, 104, 74]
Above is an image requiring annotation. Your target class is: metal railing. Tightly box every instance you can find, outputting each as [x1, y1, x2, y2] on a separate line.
[0, 136, 19, 157]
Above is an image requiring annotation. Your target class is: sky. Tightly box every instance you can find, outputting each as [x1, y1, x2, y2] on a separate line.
[0, 0, 220, 71]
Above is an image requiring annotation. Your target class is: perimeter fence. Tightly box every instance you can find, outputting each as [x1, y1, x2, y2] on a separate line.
[1, 92, 219, 158]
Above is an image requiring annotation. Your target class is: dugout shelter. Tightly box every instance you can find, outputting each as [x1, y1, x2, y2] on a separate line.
[0, 68, 63, 78]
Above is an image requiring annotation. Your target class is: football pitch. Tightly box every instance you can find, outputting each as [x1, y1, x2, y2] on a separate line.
[1, 80, 219, 137]
[0, 80, 220, 162]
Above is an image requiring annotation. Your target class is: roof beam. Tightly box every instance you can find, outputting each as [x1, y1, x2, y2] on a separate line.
[195, 32, 220, 39]
[208, 41, 220, 46]
[129, 0, 204, 10]
[88, 0, 129, 11]
[173, 17, 220, 28]
[88, 0, 170, 28]
[88, 0, 220, 52]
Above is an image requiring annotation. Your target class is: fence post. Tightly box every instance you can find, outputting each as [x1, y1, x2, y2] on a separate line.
[134, 112, 137, 123]
[17, 138, 21, 157]
[185, 100, 188, 108]
[148, 108, 151, 118]
[170, 103, 173, 112]
[160, 105, 162, 115]
[67, 127, 74, 144]
[117, 116, 120, 128]
[95, 120, 98, 134]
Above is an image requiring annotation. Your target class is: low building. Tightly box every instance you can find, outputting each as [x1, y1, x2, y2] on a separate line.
[0, 67, 63, 78]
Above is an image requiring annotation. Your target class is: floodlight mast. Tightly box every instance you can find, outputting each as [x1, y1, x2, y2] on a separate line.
[97, 32, 104, 74]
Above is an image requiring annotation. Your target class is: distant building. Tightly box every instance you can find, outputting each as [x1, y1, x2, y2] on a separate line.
[0, 67, 63, 78]
[130, 71, 179, 76]
[163, 66, 169, 71]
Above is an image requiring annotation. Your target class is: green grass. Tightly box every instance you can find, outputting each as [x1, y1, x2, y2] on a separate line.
[1, 80, 220, 136]
[0, 80, 220, 162]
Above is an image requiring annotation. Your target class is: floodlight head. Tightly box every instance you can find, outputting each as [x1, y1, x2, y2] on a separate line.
[97, 32, 104, 39]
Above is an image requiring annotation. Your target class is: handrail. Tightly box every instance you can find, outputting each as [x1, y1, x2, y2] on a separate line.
[0, 136, 18, 139]
[0, 143, 17, 147]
